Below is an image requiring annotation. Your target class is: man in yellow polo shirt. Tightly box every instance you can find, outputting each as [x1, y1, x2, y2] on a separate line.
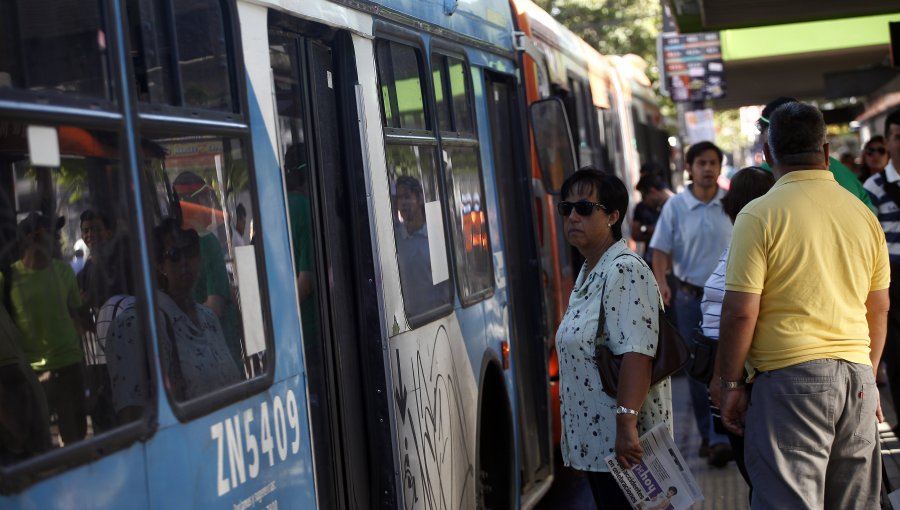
[717, 101, 890, 509]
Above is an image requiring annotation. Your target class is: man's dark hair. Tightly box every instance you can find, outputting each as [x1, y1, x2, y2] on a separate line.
[721, 166, 775, 222]
[767, 102, 827, 167]
[668, 486, 678, 495]
[865, 135, 885, 149]
[886, 109, 900, 137]
[559, 166, 629, 240]
[235, 203, 246, 219]
[80, 209, 114, 231]
[395, 175, 423, 196]
[685, 141, 723, 166]
[761, 96, 797, 124]
[636, 174, 666, 194]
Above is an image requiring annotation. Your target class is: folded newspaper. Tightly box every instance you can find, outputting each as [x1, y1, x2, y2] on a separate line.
[604, 423, 704, 509]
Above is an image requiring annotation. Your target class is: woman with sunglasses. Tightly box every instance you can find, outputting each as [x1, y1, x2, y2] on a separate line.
[554, 168, 673, 510]
[106, 219, 241, 422]
[858, 135, 889, 183]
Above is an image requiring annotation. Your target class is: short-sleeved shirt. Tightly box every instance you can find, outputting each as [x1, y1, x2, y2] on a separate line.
[863, 160, 900, 262]
[555, 240, 673, 472]
[726, 170, 890, 374]
[700, 248, 728, 339]
[288, 191, 320, 346]
[107, 292, 241, 411]
[649, 186, 732, 287]
[761, 156, 876, 214]
[2, 260, 83, 370]
[192, 231, 242, 364]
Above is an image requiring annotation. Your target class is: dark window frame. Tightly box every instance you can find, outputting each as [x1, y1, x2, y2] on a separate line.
[374, 26, 455, 328]
[133, 24, 276, 422]
[429, 47, 494, 306]
[0, 0, 119, 111]
[128, 0, 244, 123]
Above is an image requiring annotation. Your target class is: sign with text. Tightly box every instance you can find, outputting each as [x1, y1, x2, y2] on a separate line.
[662, 32, 726, 103]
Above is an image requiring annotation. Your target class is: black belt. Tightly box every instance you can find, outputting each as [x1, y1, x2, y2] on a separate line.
[675, 278, 704, 297]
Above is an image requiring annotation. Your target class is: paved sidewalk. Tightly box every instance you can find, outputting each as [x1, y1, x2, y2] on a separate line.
[536, 373, 749, 509]
[537, 374, 900, 509]
[669, 374, 749, 510]
[880, 382, 900, 508]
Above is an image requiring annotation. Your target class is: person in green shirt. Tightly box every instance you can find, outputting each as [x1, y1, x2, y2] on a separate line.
[3, 212, 87, 446]
[174, 172, 244, 369]
[756, 97, 876, 214]
[0, 301, 50, 462]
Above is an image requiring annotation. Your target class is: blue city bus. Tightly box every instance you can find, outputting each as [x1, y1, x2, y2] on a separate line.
[0, 0, 555, 508]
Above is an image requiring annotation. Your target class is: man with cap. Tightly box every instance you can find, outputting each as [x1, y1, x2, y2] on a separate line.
[2, 212, 88, 445]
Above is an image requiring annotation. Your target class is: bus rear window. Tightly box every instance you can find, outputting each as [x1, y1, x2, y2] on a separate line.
[0, 0, 112, 100]
[127, 0, 236, 112]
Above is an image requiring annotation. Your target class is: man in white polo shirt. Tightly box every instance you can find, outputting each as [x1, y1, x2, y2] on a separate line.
[650, 141, 733, 465]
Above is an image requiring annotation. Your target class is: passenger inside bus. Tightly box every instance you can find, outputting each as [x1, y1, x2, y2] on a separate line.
[173, 171, 243, 368]
[2, 212, 89, 447]
[0, 297, 51, 464]
[107, 219, 241, 420]
[77, 209, 134, 433]
[393, 175, 449, 318]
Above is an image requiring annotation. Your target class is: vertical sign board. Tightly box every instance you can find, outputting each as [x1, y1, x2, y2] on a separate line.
[662, 32, 726, 103]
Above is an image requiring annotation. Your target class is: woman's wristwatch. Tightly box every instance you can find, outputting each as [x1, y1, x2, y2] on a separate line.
[615, 405, 639, 416]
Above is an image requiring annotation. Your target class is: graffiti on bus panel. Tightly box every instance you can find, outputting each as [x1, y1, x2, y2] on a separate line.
[210, 389, 303, 498]
[393, 325, 475, 509]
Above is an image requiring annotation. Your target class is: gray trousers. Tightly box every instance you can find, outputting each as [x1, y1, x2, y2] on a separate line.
[745, 359, 881, 510]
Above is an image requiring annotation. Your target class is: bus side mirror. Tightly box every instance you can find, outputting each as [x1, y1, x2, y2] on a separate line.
[529, 97, 577, 194]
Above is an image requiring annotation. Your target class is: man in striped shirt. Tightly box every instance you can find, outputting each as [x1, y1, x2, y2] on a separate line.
[864, 109, 900, 425]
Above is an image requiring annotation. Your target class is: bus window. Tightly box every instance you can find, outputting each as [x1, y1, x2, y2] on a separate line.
[433, 53, 492, 303]
[529, 97, 577, 193]
[139, 133, 267, 405]
[432, 57, 453, 133]
[127, 0, 236, 112]
[0, 0, 112, 100]
[376, 40, 452, 325]
[0, 121, 148, 462]
[376, 41, 427, 131]
[447, 58, 474, 134]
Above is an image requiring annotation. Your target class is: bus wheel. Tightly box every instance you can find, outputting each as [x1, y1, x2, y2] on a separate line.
[477, 373, 514, 510]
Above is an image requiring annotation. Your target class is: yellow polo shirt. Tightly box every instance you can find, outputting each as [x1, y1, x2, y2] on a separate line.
[725, 170, 890, 373]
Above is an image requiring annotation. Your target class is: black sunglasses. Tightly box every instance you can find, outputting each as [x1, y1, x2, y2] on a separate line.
[557, 200, 607, 217]
[866, 147, 887, 156]
[162, 241, 200, 262]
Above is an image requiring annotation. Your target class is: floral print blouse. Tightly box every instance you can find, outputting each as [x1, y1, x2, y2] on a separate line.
[107, 292, 242, 411]
[555, 240, 673, 472]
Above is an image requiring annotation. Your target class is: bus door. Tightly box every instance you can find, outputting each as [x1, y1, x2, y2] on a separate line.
[268, 15, 394, 508]
[484, 72, 552, 495]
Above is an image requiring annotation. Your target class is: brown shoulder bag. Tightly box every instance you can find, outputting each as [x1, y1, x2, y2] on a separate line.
[594, 252, 688, 399]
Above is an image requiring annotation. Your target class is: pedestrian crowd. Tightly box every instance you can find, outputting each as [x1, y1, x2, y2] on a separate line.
[554, 97, 899, 509]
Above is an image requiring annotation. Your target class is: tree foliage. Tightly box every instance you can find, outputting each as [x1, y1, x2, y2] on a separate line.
[533, 0, 661, 74]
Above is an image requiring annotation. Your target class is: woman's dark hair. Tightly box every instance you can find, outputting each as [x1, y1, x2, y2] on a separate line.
[685, 141, 723, 166]
[152, 218, 200, 264]
[864, 135, 885, 150]
[721, 166, 775, 222]
[559, 167, 628, 240]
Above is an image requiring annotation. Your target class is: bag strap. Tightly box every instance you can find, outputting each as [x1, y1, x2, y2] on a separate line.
[595, 250, 665, 342]
[162, 312, 188, 401]
[880, 170, 900, 209]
